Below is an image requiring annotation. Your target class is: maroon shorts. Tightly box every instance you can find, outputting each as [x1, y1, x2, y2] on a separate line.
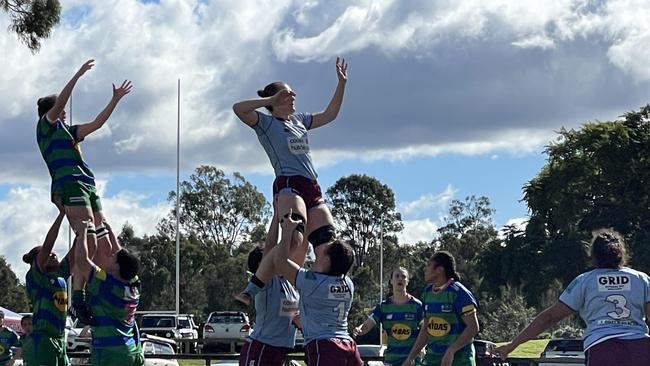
[586, 337, 650, 366]
[305, 338, 362, 366]
[273, 175, 326, 210]
[239, 338, 291, 366]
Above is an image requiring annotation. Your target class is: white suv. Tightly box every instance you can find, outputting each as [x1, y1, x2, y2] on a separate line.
[202, 311, 252, 351]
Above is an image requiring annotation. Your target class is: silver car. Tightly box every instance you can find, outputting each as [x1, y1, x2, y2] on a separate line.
[202, 311, 252, 351]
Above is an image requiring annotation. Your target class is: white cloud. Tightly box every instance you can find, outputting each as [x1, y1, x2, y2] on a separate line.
[2, 0, 650, 184]
[0, 183, 169, 282]
[398, 218, 438, 245]
[512, 35, 556, 49]
[399, 185, 457, 217]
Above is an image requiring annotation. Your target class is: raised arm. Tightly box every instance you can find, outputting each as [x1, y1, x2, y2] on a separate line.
[72, 220, 95, 289]
[232, 89, 295, 127]
[76, 80, 133, 140]
[45, 60, 94, 123]
[36, 209, 66, 271]
[272, 211, 302, 286]
[311, 57, 347, 129]
[496, 302, 574, 360]
[262, 209, 280, 257]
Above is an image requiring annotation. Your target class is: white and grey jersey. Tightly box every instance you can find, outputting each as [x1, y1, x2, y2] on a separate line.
[559, 267, 650, 350]
[253, 112, 317, 180]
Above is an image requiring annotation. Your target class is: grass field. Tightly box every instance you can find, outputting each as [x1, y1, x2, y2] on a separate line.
[497, 339, 550, 358]
[178, 340, 550, 365]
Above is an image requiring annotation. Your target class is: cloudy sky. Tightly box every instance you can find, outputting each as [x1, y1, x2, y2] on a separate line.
[2, 0, 650, 279]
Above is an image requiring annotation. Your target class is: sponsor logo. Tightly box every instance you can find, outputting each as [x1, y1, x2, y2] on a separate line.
[53, 290, 68, 312]
[426, 316, 451, 337]
[279, 299, 299, 317]
[391, 323, 412, 341]
[597, 275, 631, 292]
[441, 304, 453, 313]
[287, 136, 310, 155]
[405, 313, 415, 320]
[386, 314, 393, 320]
[328, 283, 351, 300]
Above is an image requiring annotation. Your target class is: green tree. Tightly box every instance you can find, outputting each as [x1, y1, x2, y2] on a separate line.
[169, 166, 269, 256]
[327, 174, 403, 268]
[2, 0, 61, 52]
[436, 195, 499, 294]
[0, 256, 30, 312]
[524, 104, 650, 282]
[478, 286, 537, 342]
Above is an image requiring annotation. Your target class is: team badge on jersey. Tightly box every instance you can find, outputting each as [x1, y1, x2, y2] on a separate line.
[427, 316, 451, 337]
[391, 323, 412, 340]
[53, 290, 68, 312]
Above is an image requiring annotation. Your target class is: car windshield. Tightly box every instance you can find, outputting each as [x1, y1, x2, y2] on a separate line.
[178, 318, 191, 328]
[208, 314, 244, 324]
[142, 316, 176, 328]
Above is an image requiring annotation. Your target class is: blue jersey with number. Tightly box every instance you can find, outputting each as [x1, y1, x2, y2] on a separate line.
[559, 267, 650, 350]
[250, 276, 299, 348]
[296, 269, 354, 343]
[253, 112, 318, 180]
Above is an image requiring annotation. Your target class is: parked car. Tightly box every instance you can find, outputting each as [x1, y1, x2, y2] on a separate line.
[473, 340, 509, 366]
[356, 344, 386, 366]
[139, 313, 199, 349]
[66, 318, 92, 352]
[69, 333, 180, 366]
[142, 334, 181, 366]
[539, 338, 585, 366]
[141, 314, 183, 340]
[202, 311, 252, 351]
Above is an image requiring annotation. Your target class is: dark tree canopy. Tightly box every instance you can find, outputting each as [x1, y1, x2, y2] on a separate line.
[327, 174, 403, 268]
[2, 0, 61, 52]
[0, 256, 30, 312]
[524, 105, 650, 278]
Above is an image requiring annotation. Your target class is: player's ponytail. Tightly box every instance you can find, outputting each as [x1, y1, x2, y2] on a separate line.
[257, 81, 287, 112]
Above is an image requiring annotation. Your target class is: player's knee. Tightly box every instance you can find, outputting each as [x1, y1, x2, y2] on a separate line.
[308, 225, 336, 247]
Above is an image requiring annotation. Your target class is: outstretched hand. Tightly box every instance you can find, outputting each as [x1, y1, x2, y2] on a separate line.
[336, 57, 348, 83]
[76, 59, 95, 77]
[280, 209, 301, 232]
[495, 343, 516, 361]
[352, 326, 363, 337]
[112, 80, 133, 100]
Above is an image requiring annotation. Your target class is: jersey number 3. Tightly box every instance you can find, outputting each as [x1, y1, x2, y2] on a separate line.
[605, 295, 631, 319]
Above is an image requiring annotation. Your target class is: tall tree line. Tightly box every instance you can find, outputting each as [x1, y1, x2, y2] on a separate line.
[3, 105, 650, 341]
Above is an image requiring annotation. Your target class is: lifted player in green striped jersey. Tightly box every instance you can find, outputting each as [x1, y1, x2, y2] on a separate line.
[22, 209, 74, 366]
[72, 220, 143, 366]
[36, 59, 132, 267]
[353, 267, 424, 366]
